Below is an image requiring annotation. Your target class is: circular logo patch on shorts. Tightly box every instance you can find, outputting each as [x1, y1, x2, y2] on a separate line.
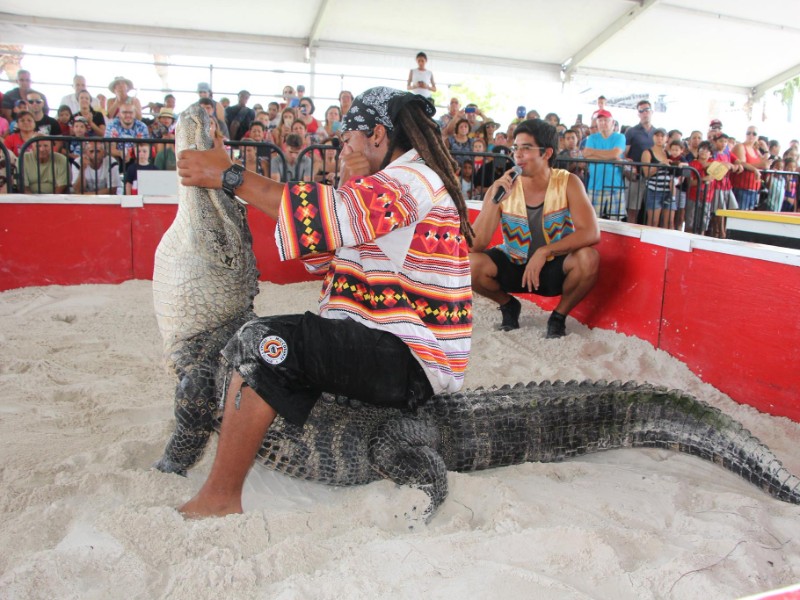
[259, 335, 288, 365]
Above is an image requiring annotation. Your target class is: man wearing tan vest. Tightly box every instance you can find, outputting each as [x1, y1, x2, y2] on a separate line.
[469, 119, 600, 338]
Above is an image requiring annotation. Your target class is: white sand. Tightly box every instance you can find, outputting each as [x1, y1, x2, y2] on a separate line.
[1, 280, 798, 599]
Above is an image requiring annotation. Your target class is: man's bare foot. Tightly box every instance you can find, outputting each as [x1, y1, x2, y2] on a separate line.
[178, 493, 242, 519]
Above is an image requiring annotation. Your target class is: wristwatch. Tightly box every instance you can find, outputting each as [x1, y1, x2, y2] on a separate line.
[221, 164, 245, 198]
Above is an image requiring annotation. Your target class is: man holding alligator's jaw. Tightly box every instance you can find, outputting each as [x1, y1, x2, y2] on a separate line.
[175, 88, 472, 518]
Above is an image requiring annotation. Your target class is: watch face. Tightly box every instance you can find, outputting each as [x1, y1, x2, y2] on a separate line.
[223, 166, 243, 191]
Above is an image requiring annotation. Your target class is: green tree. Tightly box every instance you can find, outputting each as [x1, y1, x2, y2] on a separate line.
[775, 76, 800, 122]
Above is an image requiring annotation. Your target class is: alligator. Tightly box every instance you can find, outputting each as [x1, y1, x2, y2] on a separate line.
[152, 103, 260, 474]
[245, 380, 800, 521]
[149, 104, 799, 521]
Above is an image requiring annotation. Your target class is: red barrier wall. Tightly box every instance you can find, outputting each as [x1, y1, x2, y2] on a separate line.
[1, 199, 798, 421]
[0, 202, 133, 288]
[660, 248, 800, 421]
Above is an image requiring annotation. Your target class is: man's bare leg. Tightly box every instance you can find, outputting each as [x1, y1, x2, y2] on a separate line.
[554, 247, 599, 317]
[179, 372, 276, 518]
[470, 252, 511, 305]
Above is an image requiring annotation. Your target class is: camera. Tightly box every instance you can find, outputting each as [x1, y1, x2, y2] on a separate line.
[300, 106, 308, 115]
[152, 123, 169, 138]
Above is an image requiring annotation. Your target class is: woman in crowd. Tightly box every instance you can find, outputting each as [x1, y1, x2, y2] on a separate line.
[730, 126, 772, 211]
[106, 76, 143, 120]
[272, 107, 296, 148]
[641, 128, 674, 228]
[280, 86, 297, 111]
[321, 105, 342, 140]
[446, 118, 474, 167]
[74, 90, 106, 137]
[297, 97, 324, 142]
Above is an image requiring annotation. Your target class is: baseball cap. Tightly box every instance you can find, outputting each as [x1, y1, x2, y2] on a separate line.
[297, 85, 305, 93]
[709, 119, 723, 129]
[197, 82, 212, 93]
[595, 109, 613, 119]
[73, 116, 89, 124]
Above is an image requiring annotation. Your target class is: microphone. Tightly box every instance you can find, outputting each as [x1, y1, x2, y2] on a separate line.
[492, 166, 523, 204]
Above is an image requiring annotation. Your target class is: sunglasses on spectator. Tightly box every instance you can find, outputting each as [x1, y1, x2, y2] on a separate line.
[28, 99, 44, 104]
[638, 107, 652, 113]
[746, 131, 757, 135]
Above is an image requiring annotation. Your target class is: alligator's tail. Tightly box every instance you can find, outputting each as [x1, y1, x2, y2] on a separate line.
[441, 380, 800, 504]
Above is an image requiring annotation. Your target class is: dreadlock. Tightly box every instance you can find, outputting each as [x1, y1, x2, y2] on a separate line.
[381, 102, 475, 247]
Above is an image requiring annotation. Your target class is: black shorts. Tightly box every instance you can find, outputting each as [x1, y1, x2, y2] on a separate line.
[221, 312, 433, 426]
[485, 247, 566, 297]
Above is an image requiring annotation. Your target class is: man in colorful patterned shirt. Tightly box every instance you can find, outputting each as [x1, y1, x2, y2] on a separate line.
[470, 119, 600, 338]
[104, 99, 149, 163]
[175, 87, 473, 518]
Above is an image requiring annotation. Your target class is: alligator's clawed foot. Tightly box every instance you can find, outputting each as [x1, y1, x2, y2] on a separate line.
[153, 456, 188, 477]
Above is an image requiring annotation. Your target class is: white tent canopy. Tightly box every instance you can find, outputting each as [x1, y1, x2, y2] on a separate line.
[2, 0, 800, 100]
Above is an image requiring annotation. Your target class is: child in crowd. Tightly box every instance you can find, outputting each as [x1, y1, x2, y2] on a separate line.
[471, 138, 486, 172]
[407, 51, 435, 99]
[765, 158, 786, 212]
[125, 144, 156, 195]
[56, 105, 73, 135]
[68, 116, 92, 159]
[8, 99, 29, 134]
[458, 159, 475, 199]
[667, 139, 688, 230]
[708, 133, 742, 238]
[686, 141, 713, 234]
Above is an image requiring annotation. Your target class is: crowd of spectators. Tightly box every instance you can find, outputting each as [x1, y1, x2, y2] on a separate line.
[438, 94, 799, 236]
[1, 67, 798, 235]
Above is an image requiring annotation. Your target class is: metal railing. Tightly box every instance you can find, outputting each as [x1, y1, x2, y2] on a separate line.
[449, 149, 516, 201]
[294, 142, 342, 186]
[13, 135, 291, 194]
[0, 140, 12, 193]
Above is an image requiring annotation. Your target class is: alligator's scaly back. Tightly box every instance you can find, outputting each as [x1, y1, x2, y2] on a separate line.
[153, 103, 259, 474]
[251, 380, 800, 520]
